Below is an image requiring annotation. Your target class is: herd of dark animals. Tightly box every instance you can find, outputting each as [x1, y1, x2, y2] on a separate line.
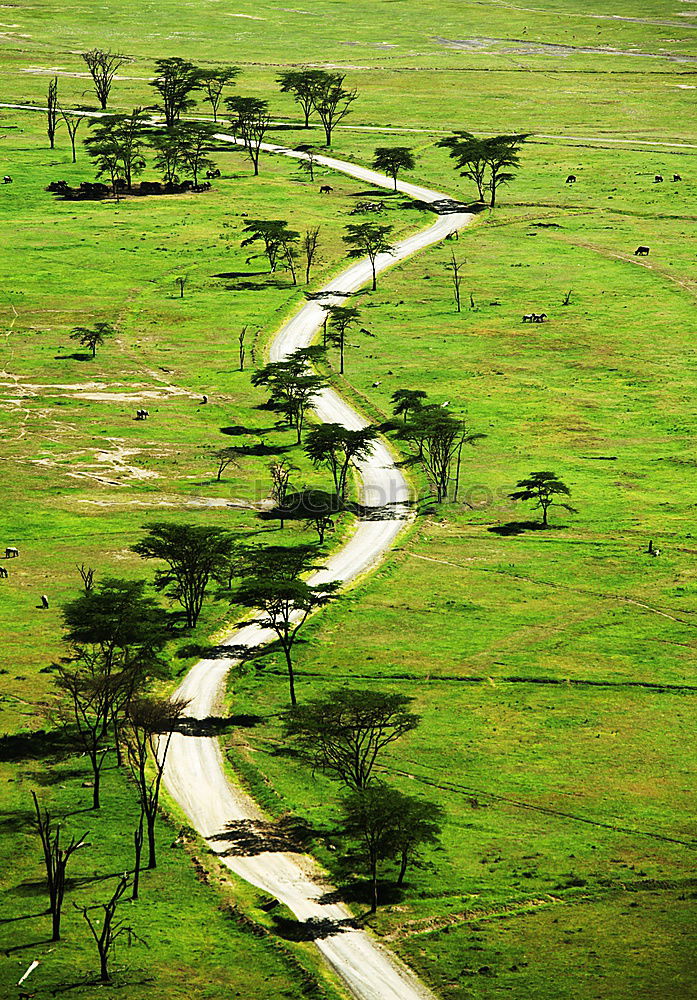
[1, 166, 679, 595]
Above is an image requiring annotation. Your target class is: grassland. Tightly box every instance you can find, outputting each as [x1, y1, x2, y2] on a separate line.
[1, 1, 696, 998]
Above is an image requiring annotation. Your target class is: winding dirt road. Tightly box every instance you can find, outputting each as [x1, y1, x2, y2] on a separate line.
[162, 140, 472, 1000]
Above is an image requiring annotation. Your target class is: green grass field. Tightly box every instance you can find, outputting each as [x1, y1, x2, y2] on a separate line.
[1, 1, 696, 997]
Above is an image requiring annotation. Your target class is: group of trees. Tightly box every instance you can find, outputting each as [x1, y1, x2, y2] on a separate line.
[439, 131, 529, 207]
[240, 219, 322, 285]
[277, 69, 357, 144]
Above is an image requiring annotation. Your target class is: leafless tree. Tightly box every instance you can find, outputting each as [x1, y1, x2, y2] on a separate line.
[562, 288, 572, 306]
[31, 791, 88, 941]
[76, 563, 95, 592]
[82, 49, 130, 110]
[239, 325, 247, 370]
[269, 458, 296, 528]
[77, 874, 144, 982]
[47, 77, 58, 149]
[59, 108, 83, 163]
[123, 697, 188, 869]
[445, 251, 464, 312]
[302, 227, 321, 284]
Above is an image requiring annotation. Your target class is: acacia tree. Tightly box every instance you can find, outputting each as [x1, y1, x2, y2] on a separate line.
[277, 69, 325, 127]
[31, 792, 88, 941]
[82, 49, 130, 110]
[175, 122, 217, 186]
[85, 110, 148, 191]
[439, 131, 529, 207]
[62, 577, 170, 765]
[343, 223, 394, 291]
[133, 523, 238, 628]
[213, 446, 238, 481]
[304, 422, 378, 501]
[283, 689, 419, 789]
[397, 406, 484, 502]
[69, 321, 115, 358]
[276, 489, 341, 544]
[201, 65, 239, 121]
[123, 696, 188, 870]
[77, 875, 143, 983]
[234, 546, 339, 705]
[150, 130, 183, 186]
[390, 388, 427, 423]
[225, 96, 271, 175]
[47, 76, 59, 149]
[372, 146, 416, 191]
[251, 350, 326, 444]
[296, 143, 320, 182]
[150, 57, 204, 126]
[342, 784, 443, 911]
[508, 471, 576, 526]
[311, 72, 357, 146]
[438, 131, 488, 202]
[241, 219, 293, 272]
[326, 305, 360, 374]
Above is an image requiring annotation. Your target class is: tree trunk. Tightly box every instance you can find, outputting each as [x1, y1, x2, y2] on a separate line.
[370, 859, 378, 913]
[283, 644, 297, 706]
[146, 810, 157, 869]
[371, 262, 377, 291]
[542, 503, 548, 526]
[339, 338, 344, 374]
[397, 851, 408, 886]
[92, 760, 101, 809]
[133, 813, 144, 899]
[51, 902, 61, 941]
[99, 947, 109, 983]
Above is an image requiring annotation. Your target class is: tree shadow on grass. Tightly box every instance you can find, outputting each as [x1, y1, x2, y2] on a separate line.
[220, 424, 279, 437]
[53, 352, 93, 362]
[487, 521, 563, 536]
[317, 880, 404, 910]
[21, 766, 87, 787]
[0, 729, 74, 764]
[209, 815, 316, 857]
[172, 714, 263, 737]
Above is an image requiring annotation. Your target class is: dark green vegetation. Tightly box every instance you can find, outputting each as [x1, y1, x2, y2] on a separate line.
[2, 1, 697, 998]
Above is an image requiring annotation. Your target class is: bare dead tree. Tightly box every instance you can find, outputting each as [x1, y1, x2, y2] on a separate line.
[123, 697, 189, 869]
[446, 251, 464, 313]
[76, 563, 95, 592]
[59, 108, 83, 163]
[31, 791, 88, 941]
[302, 227, 321, 284]
[82, 49, 130, 110]
[469, 291, 475, 310]
[562, 288, 572, 306]
[239, 325, 247, 370]
[77, 874, 144, 982]
[47, 77, 58, 149]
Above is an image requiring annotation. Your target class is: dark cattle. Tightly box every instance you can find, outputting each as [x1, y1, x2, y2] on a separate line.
[534, 312, 548, 323]
[372, 380, 381, 388]
[140, 181, 163, 195]
[634, 246, 650, 256]
[654, 175, 663, 183]
[673, 174, 682, 182]
[522, 314, 534, 323]
[566, 174, 576, 184]
[47, 180, 69, 193]
[135, 409, 149, 420]
[3, 175, 12, 184]
[114, 178, 127, 191]
[180, 179, 194, 191]
[0, 566, 7, 578]
[79, 181, 109, 197]
[319, 185, 333, 194]
[5, 546, 19, 558]
[205, 168, 221, 179]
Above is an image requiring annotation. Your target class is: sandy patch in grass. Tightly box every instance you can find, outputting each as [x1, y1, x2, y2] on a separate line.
[78, 495, 262, 509]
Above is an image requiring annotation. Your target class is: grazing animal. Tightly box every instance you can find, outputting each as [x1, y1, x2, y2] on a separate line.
[372, 380, 381, 388]
[41, 594, 49, 609]
[534, 312, 548, 323]
[135, 409, 149, 420]
[319, 185, 333, 194]
[522, 314, 534, 323]
[673, 174, 682, 182]
[0, 566, 8, 578]
[647, 540, 661, 557]
[5, 546, 19, 558]
[205, 168, 221, 179]
[566, 174, 576, 184]
[202, 394, 208, 404]
[654, 175, 663, 183]
[634, 246, 650, 256]
[445, 229, 459, 241]
[3, 175, 12, 184]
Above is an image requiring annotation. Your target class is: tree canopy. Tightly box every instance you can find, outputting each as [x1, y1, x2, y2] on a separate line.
[372, 146, 416, 190]
[508, 471, 576, 526]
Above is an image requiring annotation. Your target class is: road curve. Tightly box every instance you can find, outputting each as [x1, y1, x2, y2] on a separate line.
[163, 140, 472, 1000]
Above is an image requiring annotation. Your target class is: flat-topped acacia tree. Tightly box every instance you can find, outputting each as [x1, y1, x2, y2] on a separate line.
[343, 223, 394, 291]
[372, 146, 416, 190]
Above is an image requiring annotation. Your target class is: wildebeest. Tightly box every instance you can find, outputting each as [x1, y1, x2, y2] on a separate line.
[654, 175, 663, 183]
[135, 409, 149, 420]
[319, 185, 333, 194]
[202, 394, 208, 404]
[140, 180, 163, 195]
[0, 566, 8, 578]
[47, 180, 69, 193]
[206, 168, 221, 179]
[634, 246, 650, 256]
[566, 174, 576, 184]
[372, 380, 381, 388]
[3, 175, 12, 184]
[5, 546, 19, 558]
[445, 230, 459, 241]
[41, 594, 49, 609]
[673, 174, 682, 182]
